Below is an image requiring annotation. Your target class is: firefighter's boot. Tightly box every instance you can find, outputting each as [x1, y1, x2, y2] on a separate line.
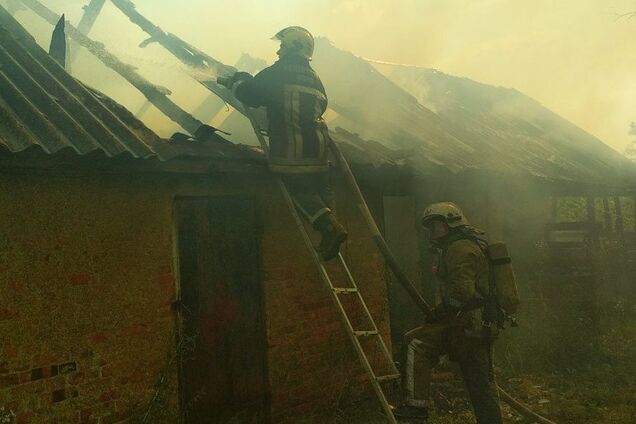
[314, 213, 348, 261]
[393, 405, 428, 421]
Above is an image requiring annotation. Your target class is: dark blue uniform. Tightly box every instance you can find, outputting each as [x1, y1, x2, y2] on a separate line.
[234, 54, 330, 174]
[234, 53, 334, 225]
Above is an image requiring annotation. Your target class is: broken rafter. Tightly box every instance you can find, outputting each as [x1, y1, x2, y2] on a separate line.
[109, 0, 246, 115]
[6, 0, 27, 15]
[17, 0, 204, 135]
[69, 0, 106, 64]
[615, 10, 636, 21]
[76, 0, 106, 35]
[110, 0, 235, 75]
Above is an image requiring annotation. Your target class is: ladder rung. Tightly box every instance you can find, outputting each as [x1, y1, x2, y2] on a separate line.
[376, 373, 401, 383]
[354, 330, 378, 337]
[333, 287, 358, 294]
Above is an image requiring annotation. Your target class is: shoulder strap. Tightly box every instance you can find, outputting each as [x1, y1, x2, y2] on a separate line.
[442, 227, 494, 298]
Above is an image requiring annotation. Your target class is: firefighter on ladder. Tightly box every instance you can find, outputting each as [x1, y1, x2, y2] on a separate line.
[395, 202, 504, 423]
[219, 26, 347, 261]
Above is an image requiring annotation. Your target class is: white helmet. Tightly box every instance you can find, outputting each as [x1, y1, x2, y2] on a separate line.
[272, 26, 314, 60]
[420, 202, 469, 228]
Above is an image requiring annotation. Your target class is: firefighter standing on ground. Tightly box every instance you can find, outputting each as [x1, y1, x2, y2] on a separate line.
[395, 202, 505, 423]
[219, 26, 347, 261]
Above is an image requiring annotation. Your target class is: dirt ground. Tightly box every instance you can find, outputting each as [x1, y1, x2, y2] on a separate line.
[320, 312, 636, 424]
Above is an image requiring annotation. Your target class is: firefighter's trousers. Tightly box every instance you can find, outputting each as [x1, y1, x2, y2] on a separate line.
[401, 323, 503, 424]
[281, 172, 335, 225]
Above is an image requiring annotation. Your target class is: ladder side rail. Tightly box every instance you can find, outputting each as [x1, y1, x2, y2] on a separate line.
[337, 253, 399, 373]
[328, 142, 434, 319]
[242, 108, 397, 423]
[276, 180, 397, 424]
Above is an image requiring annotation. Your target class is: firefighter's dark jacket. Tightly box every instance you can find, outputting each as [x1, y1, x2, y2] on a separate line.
[233, 54, 330, 173]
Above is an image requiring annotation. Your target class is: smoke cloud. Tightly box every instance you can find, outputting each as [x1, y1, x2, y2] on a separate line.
[7, 0, 636, 152]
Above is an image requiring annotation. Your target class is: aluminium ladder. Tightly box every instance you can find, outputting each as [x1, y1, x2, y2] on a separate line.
[278, 180, 400, 423]
[241, 109, 400, 424]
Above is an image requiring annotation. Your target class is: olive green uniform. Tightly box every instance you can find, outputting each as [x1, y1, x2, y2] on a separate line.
[401, 231, 503, 424]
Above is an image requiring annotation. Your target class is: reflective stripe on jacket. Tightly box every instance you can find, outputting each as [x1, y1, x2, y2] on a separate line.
[234, 54, 330, 173]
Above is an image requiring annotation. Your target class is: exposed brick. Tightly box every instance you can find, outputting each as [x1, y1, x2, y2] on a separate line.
[96, 387, 121, 403]
[67, 371, 84, 386]
[58, 361, 78, 375]
[0, 307, 17, 321]
[18, 371, 31, 384]
[42, 365, 53, 379]
[30, 368, 44, 381]
[0, 175, 391, 423]
[32, 352, 63, 365]
[99, 365, 112, 378]
[5, 399, 21, 413]
[70, 273, 92, 285]
[89, 332, 109, 344]
[121, 324, 147, 338]
[79, 407, 95, 424]
[3, 346, 18, 359]
[154, 273, 173, 287]
[15, 411, 32, 424]
[0, 373, 19, 388]
[51, 388, 66, 403]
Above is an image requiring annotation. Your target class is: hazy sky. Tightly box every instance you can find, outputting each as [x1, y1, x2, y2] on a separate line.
[9, 0, 636, 152]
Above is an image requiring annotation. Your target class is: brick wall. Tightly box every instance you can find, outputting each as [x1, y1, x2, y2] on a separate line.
[0, 172, 179, 423]
[0, 168, 392, 423]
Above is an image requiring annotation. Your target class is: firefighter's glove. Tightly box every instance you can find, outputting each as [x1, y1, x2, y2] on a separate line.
[217, 72, 251, 89]
[426, 304, 456, 324]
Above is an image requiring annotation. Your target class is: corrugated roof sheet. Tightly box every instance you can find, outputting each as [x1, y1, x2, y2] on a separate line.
[0, 6, 259, 164]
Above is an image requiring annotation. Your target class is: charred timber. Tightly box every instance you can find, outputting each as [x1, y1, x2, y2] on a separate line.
[18, 0, 204, 135]
[76, 0, 106, 36]
[110, 0, 235, 76]
[108, 0, 245, 114]
[48, 14, 66, 68]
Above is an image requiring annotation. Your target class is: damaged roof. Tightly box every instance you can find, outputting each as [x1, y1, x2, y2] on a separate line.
[0, 6, 261, 164]
[313, 39, 636, 187]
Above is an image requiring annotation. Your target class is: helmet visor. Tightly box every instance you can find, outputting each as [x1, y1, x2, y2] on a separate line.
[422, 219, 449, 240]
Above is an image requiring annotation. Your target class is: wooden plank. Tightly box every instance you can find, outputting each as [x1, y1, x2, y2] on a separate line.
[586, 196, 596, 223]
[70, 0, 107, 63]
[614, 196, 625, 235]
[602, 197, 613, 232]
[76, 0, 106, 35]
[110, 0, 235, 75]
[175, 197, 267, 423]
[383, 196, 424, 349]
